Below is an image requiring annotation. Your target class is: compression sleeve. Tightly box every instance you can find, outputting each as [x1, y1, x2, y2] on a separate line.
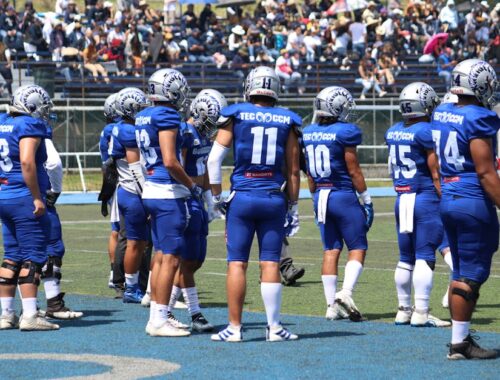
[44, 139, 63, 193]
[207, 141, 230, 185]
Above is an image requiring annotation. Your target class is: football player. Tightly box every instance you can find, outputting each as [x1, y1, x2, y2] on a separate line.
[137, 68, 195, 337]
[0, 85, 58, 330]
[302, 86, 373, 323]
[207, 66, 301, 342]
[99, 93, 122, 292]
[386, 82, 450, 327]
[109, 87, 150, 304]
[432, 59, 499, 359]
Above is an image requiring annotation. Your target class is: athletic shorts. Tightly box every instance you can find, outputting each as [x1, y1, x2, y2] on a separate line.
[46, 206, 65, 258]
[226, 190, 286, 262]
[395, 192, 442, 265]
[0, 196, 51, 265]
[182, 197, 208, 262]
[143, 198, 188, 255]
[117, 187, 149, 241]
[313, 190, 368, 252]
[440, 195, 499, 284]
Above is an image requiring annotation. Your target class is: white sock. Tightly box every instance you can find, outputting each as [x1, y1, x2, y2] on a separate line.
[168, 286, 181, 312]
[43, 278, 61, 299]
[152, 303, 168, 328]
[146, 271, 152, 294]
[21, 297, 38, 318]
[451, 320, 470, 344]
[149, 301, 156, 323]
[261, 282, 282, 328]
[413, 259, 434, 312]
[182, 287, 201, 316]
[321, 275, 337, 306]
[125, 272, 139, 287]
[0, 297, 15, 316]
[443, 253, 453, 271]
[394, 262, 414, 308]
[342, 260, 363, 297]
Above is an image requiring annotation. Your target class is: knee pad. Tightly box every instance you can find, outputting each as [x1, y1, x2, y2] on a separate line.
[18, 261, 43, 286]
[425, 260, 436, 270]
[0, 261, 21, 285]
[41, 256, 62, 280]
[451, 278, 481, 302]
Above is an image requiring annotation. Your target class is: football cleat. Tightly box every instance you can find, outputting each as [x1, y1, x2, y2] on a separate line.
[19, 314, 59, 331]
[325, 302, 349, 320]
[141, 292, 151, 308]
[174, 300, 188, 309]
[442, 287, 449, 308]
[411, 309, 451, 327]
[335, 291, 364, 322]
[211, 325, 243, 342]
[266, 325, 299, 342]
[395, 306, 412, 325]
[108, 271, 114, 289]
[148, 321, 191, 337]
[145, 321, 152, 335]
[448, 334, 498, 360]
[45, 293, 83, 319]
[0, 313, 19, 329]
[123, 284, 144, 304]
[167, 312, 189, 329]
[191, 313, 214, 333]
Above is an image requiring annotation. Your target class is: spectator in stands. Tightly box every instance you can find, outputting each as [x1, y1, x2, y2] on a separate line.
[437, 47, 456, 91]
[355, 53, 386, 99]
[199, 4, 214, 33]
[439, 0, 459, 30]
[303, 29, 321, 64]
[49, 20, 67, 62]
[25, 15, 46, 60]
[487, 22, 500, 64]
[377, 52, 399, 92]
[362, 2, 381, 26]
[0, 6, 18, 38]
[230, 46, 250, 81]
[68, 21, 85, 51]
[82, 29, 110, 83]
[187, 28, 213, 64]
[64, 0, 80, 24]
[124, 22, 142, 74]
[89, 1, 109, 25]
[164, 0, 177, 26]
[183, 4, 198, 30]
[349, 14, 367, 58]
[275, 49, 304, 94]
[0, 39, 12, 95]
[286, 24, 306, 56]
[3, 28, 23, 57]
[332, 18, 350, 63]
[135, 0, 159, 23]
[228, 25, 246, 59]
[164, 31, 180, 66]
[246, 26, 262, 63]
[108, 23, 125, 45]
[255, 47, 274, 63]
[56, 0, 69, 15]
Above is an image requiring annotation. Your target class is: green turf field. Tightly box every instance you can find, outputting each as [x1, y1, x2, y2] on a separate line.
[1, 198, 499, 332]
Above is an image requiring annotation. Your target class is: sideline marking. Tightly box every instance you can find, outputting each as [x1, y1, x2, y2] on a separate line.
[0, 353, 180, 379]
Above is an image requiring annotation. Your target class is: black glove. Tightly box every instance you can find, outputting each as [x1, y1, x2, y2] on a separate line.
[46, 190, 61, 208]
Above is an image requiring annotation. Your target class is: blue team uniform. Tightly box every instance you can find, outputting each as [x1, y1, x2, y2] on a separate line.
[0, 114, 51, 265]
[45, 125, 65, 258]
[432, 102, 500, 283]
[180, 122, 211, 262]
[385, 121, 443, 265]
[109, 120, 148, 241]
[302, 122, 368, 252]
[221, 103, 302, 262]
[136, 106, 188, 255]
[100, 121, 120, 232]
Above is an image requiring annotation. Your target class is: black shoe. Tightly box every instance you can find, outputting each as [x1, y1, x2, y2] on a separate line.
[448, 333, 498, 360]
[281, 266, 305, 286]
[191, 313, 214, 333]
[46, 293, 83, 319]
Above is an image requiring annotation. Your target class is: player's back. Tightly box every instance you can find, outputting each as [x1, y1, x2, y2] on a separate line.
[302, 121, 361, 191]
[0, 114, 48, 199]
[431, 102, 500, 199]
[109, 120, 140, 194]
[222, 102, 301, 191]
[385, 121, 435, 193]
[180, 122, 212, 178]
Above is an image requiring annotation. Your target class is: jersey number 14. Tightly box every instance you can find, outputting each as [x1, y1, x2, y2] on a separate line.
[432, 130, 465, 171]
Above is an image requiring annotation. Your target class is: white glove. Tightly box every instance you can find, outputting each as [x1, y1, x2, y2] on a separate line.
[285, 201, 300, 237]
[203, 189, 221, 222]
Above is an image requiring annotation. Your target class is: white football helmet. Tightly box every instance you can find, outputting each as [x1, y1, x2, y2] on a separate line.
[10, 85, 53, 120]
[115, 87, 150, 119]
[190, 89, 228, 138]
[442, 92, 458, 104]
[399, 82, 440, 118]
[450, 59, 498, 109]
[244, 66, 280, 101]
[148, 68, 190, 111]
[104, 93, 118, 120]
[314, 86, 355, 122]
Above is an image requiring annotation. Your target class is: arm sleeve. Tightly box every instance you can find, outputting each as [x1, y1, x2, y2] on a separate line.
[99, 130, 110, 163]
[44, 139, 63, 193]
[207, 141, 230, 185]
[337, 124, 362, 146]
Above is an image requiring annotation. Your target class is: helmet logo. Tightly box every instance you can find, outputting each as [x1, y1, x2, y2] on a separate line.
[469, 61, 496, 96]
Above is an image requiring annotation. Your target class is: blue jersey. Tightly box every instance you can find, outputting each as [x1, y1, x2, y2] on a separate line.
[431, 102, 500, 199]
[385, 121, 435, 193]
[99, 123, 115, 163]
[135, 106, 182, 185]
[221, 103, 302, 191]
[180, 122, 212, 177]
[302, 122, 362, 191]
[109, 120, 138, 160]
[0, 114, 48, 199]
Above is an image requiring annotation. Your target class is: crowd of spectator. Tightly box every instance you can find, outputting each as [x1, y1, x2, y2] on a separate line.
[0, 0, 498, 97]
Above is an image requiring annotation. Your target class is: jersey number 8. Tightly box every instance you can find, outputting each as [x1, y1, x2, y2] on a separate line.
[136, 129, 158, 165]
